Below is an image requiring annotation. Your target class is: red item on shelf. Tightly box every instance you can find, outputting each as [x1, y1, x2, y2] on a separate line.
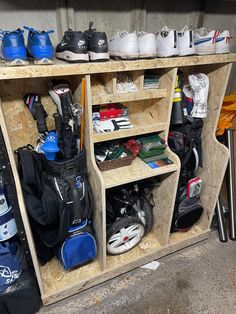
[123, 139, 141, 157]
[99, 103, 128, 120]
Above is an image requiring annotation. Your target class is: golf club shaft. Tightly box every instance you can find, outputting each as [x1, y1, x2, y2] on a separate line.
[225, 128, 236, 240]
[216, 199, 228, 242]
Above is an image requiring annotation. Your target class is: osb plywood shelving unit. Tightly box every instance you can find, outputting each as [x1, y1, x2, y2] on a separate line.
[0, 53, 235, 305]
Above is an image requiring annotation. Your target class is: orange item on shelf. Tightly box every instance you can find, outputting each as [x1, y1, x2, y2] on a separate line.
[217, 90, 236, 136]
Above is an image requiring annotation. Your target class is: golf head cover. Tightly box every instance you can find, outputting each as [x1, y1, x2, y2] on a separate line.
[188, 73, 209, 118]
[23, 94, 48, 135]
[49, 80, 73, 119]
[41, 131, 60, 160]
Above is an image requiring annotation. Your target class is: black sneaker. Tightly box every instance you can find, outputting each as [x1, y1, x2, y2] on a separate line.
[56, 29, 89, 63]
[84, 22, 109, 62]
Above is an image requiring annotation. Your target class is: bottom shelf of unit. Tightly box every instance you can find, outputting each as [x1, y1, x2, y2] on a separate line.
[102, 157, 179, 188]
[40, 259, 102, 297]
[168, 225, 205, 244]
[106, 232, 162, 269]
[40, 227, 210, 305]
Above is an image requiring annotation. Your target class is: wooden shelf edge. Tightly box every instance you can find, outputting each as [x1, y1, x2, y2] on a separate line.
[102, 158, 179, 189]
[41, 230, 210, 305]
[92, 88, 167, 105]
[0, 54, 236, 80]
[93, 122, 166, 143]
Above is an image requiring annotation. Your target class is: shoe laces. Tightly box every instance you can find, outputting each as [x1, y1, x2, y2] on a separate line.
[23, 26, 54, 34]
[161, 26, 171, 37]
[119, 30, 130, 37]
[179, 25, 192, 34]
[136, 31, 148, 37]
[0, 28, 24, 40]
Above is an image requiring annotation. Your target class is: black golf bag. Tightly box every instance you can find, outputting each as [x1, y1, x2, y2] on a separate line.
[16, 146, 96, 268]
[168, 118, 204, 231]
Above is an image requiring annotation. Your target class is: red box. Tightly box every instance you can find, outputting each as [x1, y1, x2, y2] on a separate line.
[100, 103, 128, 120]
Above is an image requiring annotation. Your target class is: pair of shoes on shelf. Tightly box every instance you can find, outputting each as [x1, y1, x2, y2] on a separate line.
[156, 26, 194, 57]
[56, 22, 109, 63]
[108, 31, 156, 59]
[0, 27, 54, 66]
[194, 28, 231, 55]
[157, 26, 232, 57]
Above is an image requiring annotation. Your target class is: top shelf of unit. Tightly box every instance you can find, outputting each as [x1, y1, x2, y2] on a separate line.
[0, 54, 236, 80]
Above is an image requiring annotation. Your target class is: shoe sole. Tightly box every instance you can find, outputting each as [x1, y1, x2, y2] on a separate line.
[56, 50, 89, 62]
[34, 58, 54, 65]
[138, 53, 156, 59]
[110, 51, 139, 60]
[1, 59, 29, 66]
[89, 51, 109, 62]
[195, 44, 216, 55]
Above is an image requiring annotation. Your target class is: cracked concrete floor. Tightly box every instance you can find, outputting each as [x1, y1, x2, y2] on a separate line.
[40, 232, 236, 314]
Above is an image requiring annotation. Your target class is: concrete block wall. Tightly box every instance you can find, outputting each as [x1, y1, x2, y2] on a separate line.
[0, 0, 235, 92]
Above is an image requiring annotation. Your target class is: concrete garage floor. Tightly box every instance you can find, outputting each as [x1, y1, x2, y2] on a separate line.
[40, 231, 236, 314]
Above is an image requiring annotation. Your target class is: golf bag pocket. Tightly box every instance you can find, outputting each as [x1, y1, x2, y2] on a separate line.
[58, 222, 97, 270]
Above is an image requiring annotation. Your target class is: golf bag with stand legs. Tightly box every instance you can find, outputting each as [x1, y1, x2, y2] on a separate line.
[168, 118, 204, 231]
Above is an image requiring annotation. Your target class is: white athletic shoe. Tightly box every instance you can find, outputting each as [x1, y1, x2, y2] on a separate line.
[216, 30, 232, 54]
[108, 31, 138, 59]
[194, 28, 219, 55]
[178, 26, 195, 56]
[137, 32, 156, 58]
[156, 26, 179, 57]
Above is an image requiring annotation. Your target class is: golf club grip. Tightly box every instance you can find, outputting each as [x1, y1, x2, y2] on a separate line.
[61, 94, 71, 124]
[35, 106, 48, 134]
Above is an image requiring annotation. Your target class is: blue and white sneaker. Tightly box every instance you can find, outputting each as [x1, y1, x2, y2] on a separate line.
[194, 28, 219, 55]
[23, 26, 54, 64]
[0, 29, 28, 66]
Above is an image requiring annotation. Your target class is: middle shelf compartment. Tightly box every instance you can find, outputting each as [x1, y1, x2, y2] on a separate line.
[93, 119, 166, 143]
[92, 88, 167, 105]
[101, 151, 179, 188]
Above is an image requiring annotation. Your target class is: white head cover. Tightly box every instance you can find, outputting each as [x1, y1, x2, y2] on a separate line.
[188, 73, 209, 118]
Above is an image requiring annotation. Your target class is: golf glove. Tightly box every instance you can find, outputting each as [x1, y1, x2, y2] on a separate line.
[94, 118, 133, 133]
[188, 73, 209, 118]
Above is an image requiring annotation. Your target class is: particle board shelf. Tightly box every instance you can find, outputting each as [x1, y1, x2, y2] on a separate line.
[41, 229, 210, 305]
[92, 88, 167, 105]
[93, 120, 166, 143]
[102, 157, 178, 188]
[0, 53, 235, 80]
